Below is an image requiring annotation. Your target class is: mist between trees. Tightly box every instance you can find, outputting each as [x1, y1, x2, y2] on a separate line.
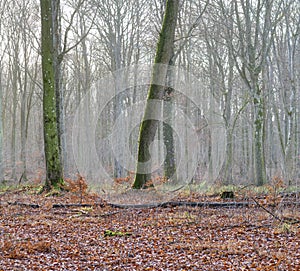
[0, 0, 299, 189]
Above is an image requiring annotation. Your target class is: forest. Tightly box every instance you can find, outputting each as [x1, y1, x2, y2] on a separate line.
[0, 0, 300, 269]
[0, 0, 299, 190]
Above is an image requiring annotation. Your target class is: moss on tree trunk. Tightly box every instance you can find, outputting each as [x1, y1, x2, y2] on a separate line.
[163, 90, 176, 180]
[133, 0, 179, 189]
[40, 0, 63, 189]
[254, 94, 266, 186]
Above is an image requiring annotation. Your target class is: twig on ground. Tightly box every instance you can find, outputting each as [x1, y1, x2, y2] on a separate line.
[251, 197, 300, 225]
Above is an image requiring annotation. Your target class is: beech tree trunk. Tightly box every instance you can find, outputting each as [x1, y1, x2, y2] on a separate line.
[40, 0, 63, 189]
[133, 0, 179, 189]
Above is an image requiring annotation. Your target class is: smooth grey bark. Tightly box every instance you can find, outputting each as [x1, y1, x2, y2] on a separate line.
[11, 46, 18, 182]
[163, 61, 176, 181]
[19, 12, 30, 182]
[19, 55, 28, 182]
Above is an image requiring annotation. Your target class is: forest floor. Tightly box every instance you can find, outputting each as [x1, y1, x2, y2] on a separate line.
[0, 183, 300, 271]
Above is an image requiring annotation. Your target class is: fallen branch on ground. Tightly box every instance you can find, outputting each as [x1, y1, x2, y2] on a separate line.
[251, 197, 300, 225]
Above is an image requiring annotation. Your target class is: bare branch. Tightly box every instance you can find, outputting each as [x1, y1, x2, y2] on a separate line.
[173, 0, 209, 61]
[60, 0, 98, 60]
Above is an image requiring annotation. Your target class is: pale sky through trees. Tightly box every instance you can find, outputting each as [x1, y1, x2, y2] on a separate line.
[0, 0, 298, 193]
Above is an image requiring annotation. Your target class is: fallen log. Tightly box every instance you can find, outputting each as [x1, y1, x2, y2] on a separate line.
[108, 201, 252, 209]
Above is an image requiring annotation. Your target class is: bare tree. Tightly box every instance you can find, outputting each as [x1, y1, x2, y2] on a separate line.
[0, 0, 7, 180]
[40, 0, 63, 189]
[226, 0, 284, 185]
[133, 0, 179, 189]
[269, 0, 300, 182]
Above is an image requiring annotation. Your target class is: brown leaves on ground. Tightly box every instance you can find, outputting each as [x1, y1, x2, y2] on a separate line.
[63, 174, 88, 195]
[0, 187, 299, 270]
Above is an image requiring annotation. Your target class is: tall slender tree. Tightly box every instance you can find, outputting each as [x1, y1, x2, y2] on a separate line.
[229, 0, 281, 185]
[40, 0, 63, 189]
[133, 0, 179, 189]
[0, 1, 4, 180]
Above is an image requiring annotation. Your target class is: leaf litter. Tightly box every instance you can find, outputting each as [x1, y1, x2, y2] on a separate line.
[0, 186, 299, 270]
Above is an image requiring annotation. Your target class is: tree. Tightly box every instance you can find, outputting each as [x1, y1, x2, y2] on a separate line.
[162, 0, 208, 182]
[202, 1, 250, 185]
[228, 0, 281, 185]
[270, 0, 300, 182]
[163, 63, 176, 181]
[0, 0, 6, 181]
[40, 0, 63, 189]
[91, 0, 147, 179]
[133, 0, 179, 189]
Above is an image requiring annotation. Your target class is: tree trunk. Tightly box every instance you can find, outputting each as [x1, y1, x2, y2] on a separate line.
[253, 91, 266, 186]
[133, 0, 179, 189]
[52, 0, 66, 174]
[20, 60, 28, 182]
[11, 49, 18, 182]
[163, 60, 176, 181]
[40, 0, 63, 189]
[0, 62, 3, 180]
